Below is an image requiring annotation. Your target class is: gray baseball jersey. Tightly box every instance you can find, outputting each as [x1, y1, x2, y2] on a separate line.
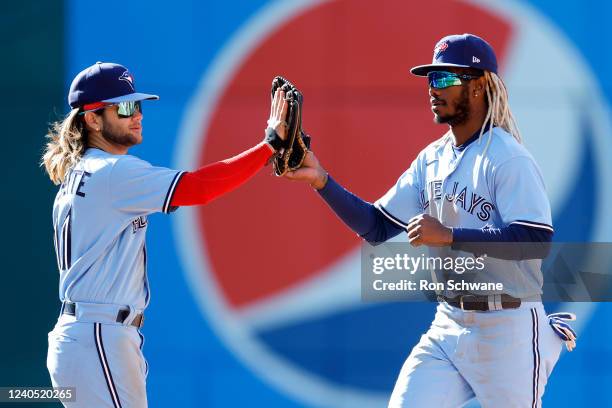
[375, 127, 553, 299]
[52, 148, 184, 310]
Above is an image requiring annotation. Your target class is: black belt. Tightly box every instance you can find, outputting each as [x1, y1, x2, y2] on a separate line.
[439, 294, 521, 311]
[62, 301, 145, 328]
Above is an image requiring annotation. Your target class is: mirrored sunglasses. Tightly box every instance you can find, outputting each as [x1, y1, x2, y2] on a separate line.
[427, 71, 481, 89]
[79, 100, 142, 118]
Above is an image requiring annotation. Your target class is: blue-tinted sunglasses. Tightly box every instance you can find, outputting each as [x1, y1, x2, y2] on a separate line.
[427, 71, 482, 89]
[79, 100, 142, 118]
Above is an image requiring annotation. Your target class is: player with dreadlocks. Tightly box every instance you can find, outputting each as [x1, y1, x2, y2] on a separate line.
[282, 34, 576, 407]
[430, 59, 522, 155]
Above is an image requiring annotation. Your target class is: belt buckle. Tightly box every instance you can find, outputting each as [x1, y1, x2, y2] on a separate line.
[459, 295, 477, 310]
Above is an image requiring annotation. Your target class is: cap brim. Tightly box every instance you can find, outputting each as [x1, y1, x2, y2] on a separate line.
[102, 92, 159, 103]
[410, 63, 471, 76]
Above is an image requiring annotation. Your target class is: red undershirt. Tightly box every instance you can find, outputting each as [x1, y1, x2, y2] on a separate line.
[170, 142, 274, 207]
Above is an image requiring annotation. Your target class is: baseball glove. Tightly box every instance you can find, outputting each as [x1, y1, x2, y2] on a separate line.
[271, 76, 311, 176]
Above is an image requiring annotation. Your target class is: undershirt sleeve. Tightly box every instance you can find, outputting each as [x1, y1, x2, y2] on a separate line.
[452, 224, 553, 260]
[170, 142, 274, 207]
[317, 175, 405, 244]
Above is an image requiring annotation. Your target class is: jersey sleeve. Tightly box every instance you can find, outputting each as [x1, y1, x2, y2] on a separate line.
[491, 155, 553, 232]
[109, 155, 185, 215]
[374, 158, 422, 228]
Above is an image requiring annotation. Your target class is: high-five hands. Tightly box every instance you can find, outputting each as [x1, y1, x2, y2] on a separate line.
[283, 151, 328, 190]
[267, 88, 289, 140]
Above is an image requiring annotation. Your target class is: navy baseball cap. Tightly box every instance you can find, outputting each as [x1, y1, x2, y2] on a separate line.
[410, 33, 498, 76]
[68, 62, 159, 108]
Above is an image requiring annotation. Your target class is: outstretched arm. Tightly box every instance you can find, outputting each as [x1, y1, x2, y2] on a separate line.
[284, 152, 404, 244]
[170, 88, 288, 207]
[170, 142, 274, 207]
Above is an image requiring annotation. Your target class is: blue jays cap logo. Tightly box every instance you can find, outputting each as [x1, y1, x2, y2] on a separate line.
[174, 0, 612, 406]
[434, 41, 449, 57]
[119, 71, 135, 90]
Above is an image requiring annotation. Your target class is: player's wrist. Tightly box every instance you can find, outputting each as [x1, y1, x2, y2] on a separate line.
[445, 226, 454, 246]
[263, 127, 286, 152]
[263, 141, 276, 153]
[311, 170, 328, 190]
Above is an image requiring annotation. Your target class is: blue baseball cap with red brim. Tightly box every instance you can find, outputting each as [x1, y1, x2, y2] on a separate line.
[68, 62, 158, 109]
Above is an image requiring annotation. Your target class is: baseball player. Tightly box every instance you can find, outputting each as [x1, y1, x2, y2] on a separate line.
[285, 34, 576, 407]
[42, 62, 289, 407]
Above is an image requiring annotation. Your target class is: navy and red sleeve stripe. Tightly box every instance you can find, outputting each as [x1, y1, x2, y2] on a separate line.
[169, 142, 274, 207]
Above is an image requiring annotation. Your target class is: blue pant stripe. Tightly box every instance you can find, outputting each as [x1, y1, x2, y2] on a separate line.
[531, 308, 540, 408]
[94, 323, 123, 408]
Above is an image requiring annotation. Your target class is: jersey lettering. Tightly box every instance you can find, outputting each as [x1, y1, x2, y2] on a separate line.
[455, 187, 467, 210]
[54, 207, 72, 271]
[477, 202, 495, 221]
[420, 190, 429, 210]
[60, 170, 91, 197]
[468, 193, 486, 214]
[425, 181, 494, 221]
[445, 182, 458, 202]
[432, 180, 443, 200]
[132, 216, 148, 233]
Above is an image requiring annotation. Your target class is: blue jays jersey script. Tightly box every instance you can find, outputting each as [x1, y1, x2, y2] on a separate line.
[375, 127, 553, 299]
[52, 148, 184, 310]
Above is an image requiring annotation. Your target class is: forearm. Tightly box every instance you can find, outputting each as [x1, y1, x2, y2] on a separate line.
[451, 224, 553, 260]
[170, 142, 274, 206]
[317, 175, 404, 244]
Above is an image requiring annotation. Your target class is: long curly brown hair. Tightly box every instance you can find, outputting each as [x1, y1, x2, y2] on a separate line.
[41, 109, 88, 185]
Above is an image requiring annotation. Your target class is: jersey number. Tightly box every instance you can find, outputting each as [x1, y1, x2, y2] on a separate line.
[54, 208, 72, 271]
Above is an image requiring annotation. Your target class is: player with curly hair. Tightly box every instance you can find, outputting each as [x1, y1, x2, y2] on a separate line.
[43, 62, 288, 408]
